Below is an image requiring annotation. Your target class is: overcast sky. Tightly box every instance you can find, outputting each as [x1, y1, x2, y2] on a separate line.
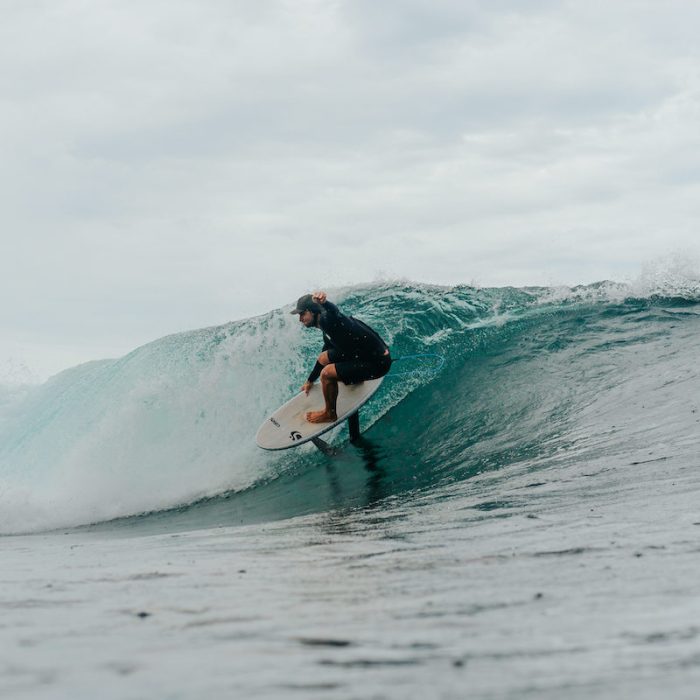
[2, 0, 700, 380]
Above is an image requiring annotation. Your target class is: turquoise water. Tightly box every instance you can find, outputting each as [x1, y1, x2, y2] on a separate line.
[2, 280, 700, 698]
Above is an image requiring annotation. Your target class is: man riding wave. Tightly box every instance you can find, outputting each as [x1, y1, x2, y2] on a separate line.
[291, 291, 391, 423]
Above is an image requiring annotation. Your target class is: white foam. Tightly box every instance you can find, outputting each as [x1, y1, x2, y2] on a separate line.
[0, 311, 304, 534]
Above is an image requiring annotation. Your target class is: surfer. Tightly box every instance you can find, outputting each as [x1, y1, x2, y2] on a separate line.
[291, 291, 391, 423]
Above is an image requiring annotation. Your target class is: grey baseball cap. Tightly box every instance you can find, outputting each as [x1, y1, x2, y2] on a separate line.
[290, 294, 322, 314]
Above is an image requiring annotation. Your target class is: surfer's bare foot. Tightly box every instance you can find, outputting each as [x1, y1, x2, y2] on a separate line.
[306, 409, 337, 423]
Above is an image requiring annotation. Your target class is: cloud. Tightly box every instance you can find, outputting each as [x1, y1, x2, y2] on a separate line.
[1, 0, 699, 377]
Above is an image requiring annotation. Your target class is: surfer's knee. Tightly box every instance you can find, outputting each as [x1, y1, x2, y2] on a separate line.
[318, 351, 330, 366]
[320, 364, 338, 382]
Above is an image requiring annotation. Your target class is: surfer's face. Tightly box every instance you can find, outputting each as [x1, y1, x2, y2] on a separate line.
[299, 310, 316, 327]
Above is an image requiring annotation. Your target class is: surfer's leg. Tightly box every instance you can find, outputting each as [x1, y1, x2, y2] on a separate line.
[306, 364, 339, 423]
[331, 353, 392, 385]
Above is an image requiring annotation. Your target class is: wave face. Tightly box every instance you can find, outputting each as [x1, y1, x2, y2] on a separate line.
[1, 279, 699, 535]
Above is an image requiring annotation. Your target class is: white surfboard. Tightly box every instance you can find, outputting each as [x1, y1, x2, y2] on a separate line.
[256, 378, 383, 450]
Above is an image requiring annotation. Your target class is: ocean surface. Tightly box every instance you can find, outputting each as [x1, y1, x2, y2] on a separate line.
[2, 279, 700, 699]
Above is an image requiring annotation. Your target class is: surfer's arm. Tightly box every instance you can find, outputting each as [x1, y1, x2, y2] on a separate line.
[305, 336, 331, 387]
[319, 301, 342, 323]
[312, 292, 342, 321]
[307, 362, 323, 385]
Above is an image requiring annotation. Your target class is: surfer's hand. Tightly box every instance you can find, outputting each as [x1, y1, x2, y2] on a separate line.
[301, 381, 313, 395]
[312, 291, 327, 305]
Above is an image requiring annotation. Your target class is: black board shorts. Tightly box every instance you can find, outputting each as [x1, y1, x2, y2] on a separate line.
[327, 349, 392, 385]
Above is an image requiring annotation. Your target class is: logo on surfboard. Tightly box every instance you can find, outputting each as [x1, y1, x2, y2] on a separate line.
[290, 431, 302, 441]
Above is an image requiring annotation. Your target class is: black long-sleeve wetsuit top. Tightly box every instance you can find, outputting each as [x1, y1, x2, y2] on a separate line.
[307, 301, 389, 383]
